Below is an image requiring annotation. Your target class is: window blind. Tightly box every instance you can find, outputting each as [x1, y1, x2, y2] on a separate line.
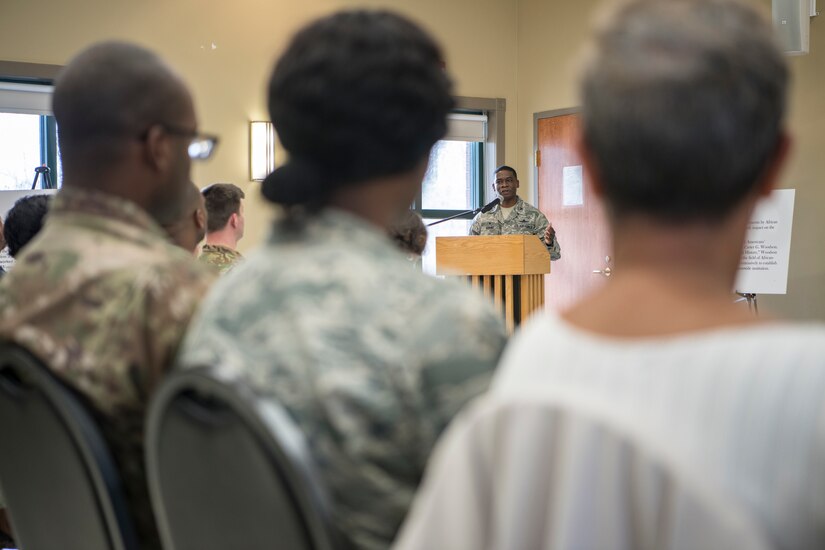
[445, 113, 487, 142]
[0, 82, 53, 115]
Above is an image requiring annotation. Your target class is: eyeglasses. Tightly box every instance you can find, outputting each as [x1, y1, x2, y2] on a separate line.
[165, 125, 219, 160]
[494, 176, 516, 185]
[146, 124, 220, 160]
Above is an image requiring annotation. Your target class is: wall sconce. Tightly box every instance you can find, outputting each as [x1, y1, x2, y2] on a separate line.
[249, 121, 275, 181]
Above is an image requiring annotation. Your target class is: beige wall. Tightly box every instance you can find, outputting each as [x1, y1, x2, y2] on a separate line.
[516, 0, 825, 320]
[766, 19, 825, 320]
[0, 0, 518, 251]
[516, 0, 599, 204]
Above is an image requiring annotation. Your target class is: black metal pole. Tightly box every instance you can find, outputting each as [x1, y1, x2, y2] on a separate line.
[426, 207, 481, 227]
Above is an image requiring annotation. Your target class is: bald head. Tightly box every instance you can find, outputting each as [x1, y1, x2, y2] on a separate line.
[53, 41, 193, 176]
[53, 41, 201, 226]
[162, 181, 207, 253]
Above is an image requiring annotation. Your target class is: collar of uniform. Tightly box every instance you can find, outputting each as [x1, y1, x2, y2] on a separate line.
[270, 207, 394, 250]
[51, 187, 168, 240]
[202, 243, 242, 257]
[509, 196, 525, 210]
[492, 195, 524, 218]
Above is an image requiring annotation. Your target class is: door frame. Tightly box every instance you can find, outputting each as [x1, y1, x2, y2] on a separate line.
[532, 107, 580, 201]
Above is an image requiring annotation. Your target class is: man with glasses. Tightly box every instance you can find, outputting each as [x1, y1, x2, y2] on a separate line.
[469, 165, 561, 260]
[0, 41, 215, 547]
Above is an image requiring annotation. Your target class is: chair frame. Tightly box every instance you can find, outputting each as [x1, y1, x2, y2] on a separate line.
[145, 366, 339, 550]
[0, 344, 139, 550]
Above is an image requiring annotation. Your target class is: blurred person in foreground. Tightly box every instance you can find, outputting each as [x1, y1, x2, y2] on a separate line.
[178, 10, 507, 550]
[163, 181, 207, 254]
[4, 194, 52, 259]
[388, 210, 428, 265]
[0, 216, 6, 278]
[395, 1, 825, 549]
[0, 41, 214, 547]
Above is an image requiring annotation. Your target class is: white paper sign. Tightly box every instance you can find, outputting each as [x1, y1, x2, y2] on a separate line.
[562, 165, 584, 207]
[0, 188, 58, 271]
[734, 188, 795, 294]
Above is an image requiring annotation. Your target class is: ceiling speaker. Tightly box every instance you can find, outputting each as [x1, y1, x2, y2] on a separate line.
[772, 0, 816, 55]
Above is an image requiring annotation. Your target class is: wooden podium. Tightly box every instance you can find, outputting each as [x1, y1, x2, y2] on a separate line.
[436, 235, 551, 334]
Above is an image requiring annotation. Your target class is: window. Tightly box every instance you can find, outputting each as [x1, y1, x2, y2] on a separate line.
[0, 67, 61, 190]
[413, 97, 505, 275]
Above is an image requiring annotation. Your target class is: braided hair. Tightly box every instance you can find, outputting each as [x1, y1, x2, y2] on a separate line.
[261, 10, 454, 213]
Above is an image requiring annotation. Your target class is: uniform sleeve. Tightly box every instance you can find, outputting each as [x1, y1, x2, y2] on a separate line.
[469, 213, 482, 235]
[547, 234, 561, 261]
[534, 210, 561, 261]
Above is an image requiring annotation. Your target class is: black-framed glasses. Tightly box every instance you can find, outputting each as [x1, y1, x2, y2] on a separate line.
[153, 124, 220, 160]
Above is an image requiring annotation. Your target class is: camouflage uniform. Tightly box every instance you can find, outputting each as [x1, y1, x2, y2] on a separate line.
[470, 196, 561, 260]
[0, 188, 214, 548]
[199, 243, 243, 274]
[178, 208, 507, 550]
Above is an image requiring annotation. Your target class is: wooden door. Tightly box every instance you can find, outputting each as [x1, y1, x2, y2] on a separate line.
[537, 112, 612, 312]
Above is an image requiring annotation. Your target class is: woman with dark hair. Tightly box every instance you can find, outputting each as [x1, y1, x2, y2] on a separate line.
[178, 10, 507, 550]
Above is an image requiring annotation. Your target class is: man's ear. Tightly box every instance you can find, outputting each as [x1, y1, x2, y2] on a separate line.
[755, 131, 792, 198]
[229, 212, 238, 228]
[195, 207, 206, 231]
[575, 133, 605, 199]
[143, 125, 172, 173]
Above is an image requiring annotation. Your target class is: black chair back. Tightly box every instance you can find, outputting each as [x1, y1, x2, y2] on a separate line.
[146, 367, 339, 550]
[0, 344, 139, 550]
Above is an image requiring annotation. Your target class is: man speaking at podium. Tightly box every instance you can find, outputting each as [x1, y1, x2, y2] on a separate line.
[469, 165, 561, 260]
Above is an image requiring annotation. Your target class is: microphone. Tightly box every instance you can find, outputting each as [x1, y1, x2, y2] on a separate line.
[480, 198, 500, 213]
[426, 198, 501, 227]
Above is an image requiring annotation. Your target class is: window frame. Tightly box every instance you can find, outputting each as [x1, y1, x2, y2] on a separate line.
[413, 96, 506, 224]
[0, 61, 62, 189]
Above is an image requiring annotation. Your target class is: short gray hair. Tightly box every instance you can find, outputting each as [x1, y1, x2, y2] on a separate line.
[579, 0, 788, 222]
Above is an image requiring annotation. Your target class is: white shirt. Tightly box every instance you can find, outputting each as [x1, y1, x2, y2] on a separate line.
[395, 313, 825, 550]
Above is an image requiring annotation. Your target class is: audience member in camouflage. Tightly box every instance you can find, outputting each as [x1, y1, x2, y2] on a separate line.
[163, 181, 207, 254]
[199, 183, 245, 273]
[470, 165, 561, 260]
[199, 243, 243, 273]
[0, 42, 215, 548]
[181, 210, 505, 549]
[178, 12, 507, 550]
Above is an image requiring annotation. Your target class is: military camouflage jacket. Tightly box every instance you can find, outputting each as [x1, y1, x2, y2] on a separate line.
[0, 188, 213, 547]
[199, 243, 243, 274]
[178, 208, 507, 550]
[470, 196, 561, 260]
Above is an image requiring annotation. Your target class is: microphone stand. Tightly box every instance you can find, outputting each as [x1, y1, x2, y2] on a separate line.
[426, 198, 501, 227]
[426, 206, 483, 227]
[31, 165, 53, 190]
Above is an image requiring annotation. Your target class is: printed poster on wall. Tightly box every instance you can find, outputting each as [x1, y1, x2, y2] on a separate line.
[734, 188, 795, 294]
[562, 165, 584, 207]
